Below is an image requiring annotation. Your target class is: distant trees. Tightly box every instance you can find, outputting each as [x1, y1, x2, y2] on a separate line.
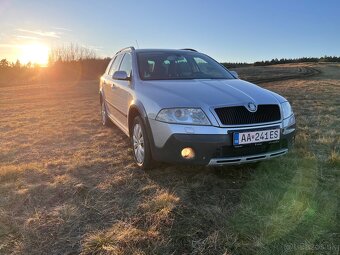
[0, 59, 22, 69]
[46, 43, 110, 81]
[0, 59, 10, 68]
[253, 56, 340, 66]
[1, 49, 340, 85]
[48, 43, 97, 64]
[46, 57, 111, 81]
[0, 58, 42, 84]
[221, 56, 340, 68]
[221, 62, 252, 68]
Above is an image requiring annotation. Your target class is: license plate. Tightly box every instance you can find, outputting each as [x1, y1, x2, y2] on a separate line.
[233, 129, 280, 145]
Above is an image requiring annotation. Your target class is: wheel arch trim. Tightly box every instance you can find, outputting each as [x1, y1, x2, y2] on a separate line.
[128, 101, 157, 158]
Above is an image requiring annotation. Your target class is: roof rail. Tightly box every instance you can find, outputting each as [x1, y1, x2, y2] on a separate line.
[116, 46, 135, 54]
[180, 48, 198, 52]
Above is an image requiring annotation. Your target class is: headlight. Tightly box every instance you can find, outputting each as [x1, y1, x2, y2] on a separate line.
[281, 101, 293, 119]
[156, 108, 211, 125]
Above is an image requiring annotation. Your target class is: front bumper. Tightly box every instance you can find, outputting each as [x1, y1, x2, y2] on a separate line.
[148, 118, 295, 165]
[208, 148, 288, 165]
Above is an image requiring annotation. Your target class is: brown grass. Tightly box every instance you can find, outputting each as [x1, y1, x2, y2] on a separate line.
[0, 63, 339, 254]
[232, 62, 320, 83]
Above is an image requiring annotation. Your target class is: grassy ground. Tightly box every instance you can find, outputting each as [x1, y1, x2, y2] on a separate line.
[233, 62, 320, 83]
[0, 63, 339, 254]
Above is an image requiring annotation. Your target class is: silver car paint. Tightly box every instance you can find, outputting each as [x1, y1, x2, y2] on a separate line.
[136, 79, 287, 127]
[148, 119, 288, 148]
[100, 48, 295, 157]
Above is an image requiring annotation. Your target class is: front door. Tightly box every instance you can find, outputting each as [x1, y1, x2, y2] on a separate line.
[109, 52, 133, 131]
[104, 53, 124, 118]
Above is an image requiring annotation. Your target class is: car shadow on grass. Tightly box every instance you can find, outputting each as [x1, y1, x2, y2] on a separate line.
[67, 150, 261, 254]
[137, 162, 259, 254]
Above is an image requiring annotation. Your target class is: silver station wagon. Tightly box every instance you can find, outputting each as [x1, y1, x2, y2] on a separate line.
[99, 47, 296, 169]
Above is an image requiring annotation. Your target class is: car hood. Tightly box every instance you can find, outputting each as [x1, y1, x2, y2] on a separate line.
[138, 79, 285, 110]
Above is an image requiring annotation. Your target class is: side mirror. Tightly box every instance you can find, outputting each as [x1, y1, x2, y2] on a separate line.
[230, 71, 239, 79]
[113, 71, 130, 80]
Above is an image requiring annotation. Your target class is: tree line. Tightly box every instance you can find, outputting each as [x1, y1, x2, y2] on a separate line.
[252, 56, 340, 66]
[1, 44, 339, 84]
[0, 44, 111, 84]
[221, 56, 340, 68]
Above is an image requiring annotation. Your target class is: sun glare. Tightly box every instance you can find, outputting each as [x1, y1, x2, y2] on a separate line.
[18, 44, 49, 66]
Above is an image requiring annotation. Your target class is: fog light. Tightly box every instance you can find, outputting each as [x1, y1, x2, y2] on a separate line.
[181, 147, 195, 159]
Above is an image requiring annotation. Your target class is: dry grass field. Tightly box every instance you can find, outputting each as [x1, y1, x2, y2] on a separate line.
[233, 63, 320, 83]
[0, 63, 339, 254]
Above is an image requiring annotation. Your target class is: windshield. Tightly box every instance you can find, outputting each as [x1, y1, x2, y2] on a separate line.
[137, 51, 235, 80]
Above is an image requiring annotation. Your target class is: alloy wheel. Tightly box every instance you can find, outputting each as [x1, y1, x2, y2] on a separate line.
[133, 123, 144, 165]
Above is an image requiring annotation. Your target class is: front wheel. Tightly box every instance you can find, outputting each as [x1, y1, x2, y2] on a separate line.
[131, 116, 154, 170]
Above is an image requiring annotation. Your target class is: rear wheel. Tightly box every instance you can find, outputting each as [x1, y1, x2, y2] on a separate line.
[131, 116, 153, 170]
[101, 100, 111, 126]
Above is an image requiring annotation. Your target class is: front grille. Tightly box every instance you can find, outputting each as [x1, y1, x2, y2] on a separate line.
[215, 104, 281, 125]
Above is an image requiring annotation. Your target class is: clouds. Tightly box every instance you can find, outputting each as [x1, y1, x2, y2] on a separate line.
[0, 27, 66, 48]
[52, 27, 72, 32]
[0, 25, 106, 61]
[15, 35, 41, 40]
[16, 28, 62, 38]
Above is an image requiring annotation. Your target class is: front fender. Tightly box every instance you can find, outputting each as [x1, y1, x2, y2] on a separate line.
[128, 101, 157, 158]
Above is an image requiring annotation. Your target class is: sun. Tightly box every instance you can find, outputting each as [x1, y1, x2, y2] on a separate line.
[18, 44, 49, 66]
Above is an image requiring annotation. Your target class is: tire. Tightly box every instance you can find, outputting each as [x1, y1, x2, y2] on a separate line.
[101, 99, 111, 127]
[131, 116, 154, 170]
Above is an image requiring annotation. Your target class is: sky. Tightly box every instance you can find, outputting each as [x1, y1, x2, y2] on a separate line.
[0, 0, 339, 64]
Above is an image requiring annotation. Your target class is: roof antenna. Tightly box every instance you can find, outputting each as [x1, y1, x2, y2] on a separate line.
[135, 40, 140, 49]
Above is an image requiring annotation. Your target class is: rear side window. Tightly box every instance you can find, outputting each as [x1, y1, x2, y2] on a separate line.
[108, 54, 124, 76]
[119, 53, 132, 78]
